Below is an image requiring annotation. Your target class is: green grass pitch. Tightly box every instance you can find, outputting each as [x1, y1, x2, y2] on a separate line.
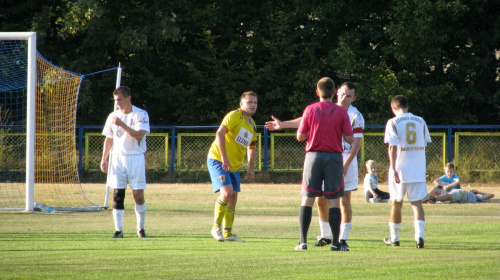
[0, 183, 499, 279]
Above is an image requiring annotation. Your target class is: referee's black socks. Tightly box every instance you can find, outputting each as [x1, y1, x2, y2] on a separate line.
[328, 207, 341, 245]
[299, 206, 312, 244]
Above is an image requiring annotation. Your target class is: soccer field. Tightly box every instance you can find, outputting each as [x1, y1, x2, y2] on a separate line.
[0, 183, 499, 279]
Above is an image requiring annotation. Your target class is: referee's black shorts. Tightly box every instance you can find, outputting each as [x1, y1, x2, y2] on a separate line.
[301, 151, 344, 199]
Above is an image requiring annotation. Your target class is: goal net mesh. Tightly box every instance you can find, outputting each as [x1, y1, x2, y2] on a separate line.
[0, 39, 100, 211]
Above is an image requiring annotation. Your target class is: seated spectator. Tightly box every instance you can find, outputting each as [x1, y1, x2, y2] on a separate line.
[433, 162, 461, 193]
[363, 160, 390, 203]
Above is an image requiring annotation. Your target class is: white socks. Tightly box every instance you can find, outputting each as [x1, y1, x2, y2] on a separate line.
[389, 221, 401, 242]
[320, 220, 353, 242]
[414, 220, 425, 241]
[113, 203, 147, 232]
[319, 219, 333, 239]
[135, 203, 147, 231]
[340, 223, 352, 241]
[388, 220, 425, 242]
[113, 209, 124, 232]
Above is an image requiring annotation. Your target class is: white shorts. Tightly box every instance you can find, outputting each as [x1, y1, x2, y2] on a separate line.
[388, 170, 426, 202]
[343, 153, 358, 191]
[107, 154, 147, 190]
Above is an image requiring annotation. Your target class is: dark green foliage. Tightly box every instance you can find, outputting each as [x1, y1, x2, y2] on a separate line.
[1, 0, 498, 125]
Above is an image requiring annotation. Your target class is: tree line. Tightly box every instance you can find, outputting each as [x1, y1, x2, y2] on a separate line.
[1, 0, 499, 126]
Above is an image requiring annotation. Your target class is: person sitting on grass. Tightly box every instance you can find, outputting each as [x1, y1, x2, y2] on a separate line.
[433, 162, 461, 193]
[428, 189, 494, 204]
[363, 160, 390, 203]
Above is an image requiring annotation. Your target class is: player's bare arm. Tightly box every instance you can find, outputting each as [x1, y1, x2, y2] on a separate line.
[343, 134, 354, 145]
[342, 137, 361, 176]
[216, 125, 230, 171]
[265, 116, 302, 131]
[112, 116, 147, 141]
[100, 137, 113, 173]
[246, 145, 256, 183]
[296, 131, 308, 142]
[388, 144, 400, 183]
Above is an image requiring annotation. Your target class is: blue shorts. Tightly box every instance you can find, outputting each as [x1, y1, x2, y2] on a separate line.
[207, 157, 241, 193]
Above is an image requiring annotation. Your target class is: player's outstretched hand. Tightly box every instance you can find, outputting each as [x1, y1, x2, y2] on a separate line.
[264, 116, 282, 131]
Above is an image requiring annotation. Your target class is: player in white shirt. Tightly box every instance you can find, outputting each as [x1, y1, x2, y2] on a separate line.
[383, 95, 431, 249]
[101, 86, 150, 239]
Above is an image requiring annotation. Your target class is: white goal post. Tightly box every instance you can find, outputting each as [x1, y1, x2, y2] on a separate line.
[103, 62, 122, 209]
[0, 32, 36, 211]
[1, 32, 104, 212]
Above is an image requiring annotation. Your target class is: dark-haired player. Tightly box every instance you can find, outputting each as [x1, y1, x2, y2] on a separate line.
[208, 91, 258, 242]
[101, 86, 150, 238]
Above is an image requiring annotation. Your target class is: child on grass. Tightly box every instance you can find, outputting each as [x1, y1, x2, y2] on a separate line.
[363, 160, 390, 203]
[433, 162, 461, 193]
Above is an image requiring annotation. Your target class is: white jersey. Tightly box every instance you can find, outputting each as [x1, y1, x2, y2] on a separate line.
[342, 105, 364, 154]
[102, 105, 150, 155]
[384, 112, 431, 183]
[341, 105, 364, 190]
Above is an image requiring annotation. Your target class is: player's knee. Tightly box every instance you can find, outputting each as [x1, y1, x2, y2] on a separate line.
[392, 200, 403, 208]
[113, 189, 126, 210]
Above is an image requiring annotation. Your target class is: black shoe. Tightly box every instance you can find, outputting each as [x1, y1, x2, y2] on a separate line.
[416, 237, 424, 249]
[331, 243, 349, 252]
[112, 231, 123, 238]
[384, 238, 400, 246]
[313, 236, 332, 247]
[138, 229, 147, 238]
[340, 239, 349, 249]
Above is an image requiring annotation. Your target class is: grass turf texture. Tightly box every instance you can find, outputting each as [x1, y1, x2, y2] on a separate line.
[1, 183, 499, 279]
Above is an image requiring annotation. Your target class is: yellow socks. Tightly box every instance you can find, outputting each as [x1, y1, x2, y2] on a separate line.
[213, 198, 228, 229]
[223, 208, 235, 237]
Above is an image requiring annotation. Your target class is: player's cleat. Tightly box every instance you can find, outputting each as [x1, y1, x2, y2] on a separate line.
[211, 228, 224, 242]
[416, 237, 424, 249]
[340, 239, 350, 250]
[294, 243, 307, 251]
[330, 243, 349, 251]
[384, 238, 400, 246]
[225, 234, 245, 242]
[138, 229, 147, 238]
[112, 231, 123, 238]
[313, 236, 332, 247]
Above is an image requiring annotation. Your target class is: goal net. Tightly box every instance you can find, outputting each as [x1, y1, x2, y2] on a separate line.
[0, 32, 101, 211]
